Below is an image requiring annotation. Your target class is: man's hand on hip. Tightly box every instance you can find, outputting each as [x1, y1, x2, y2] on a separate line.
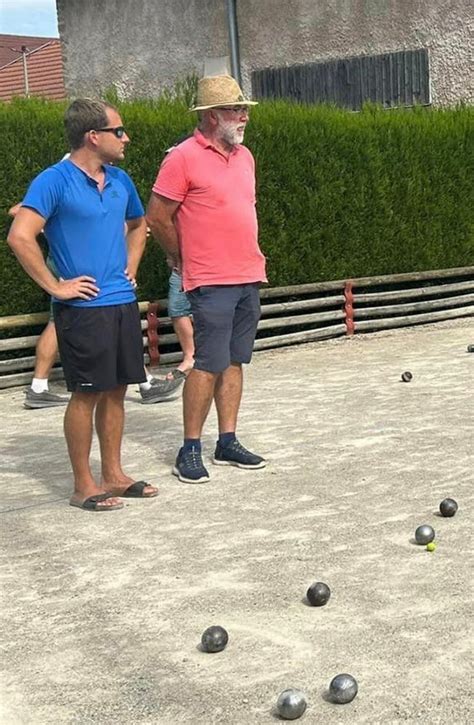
[54, 276, 100, 300]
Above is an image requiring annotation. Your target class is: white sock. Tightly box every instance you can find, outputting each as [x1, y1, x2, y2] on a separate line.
[31, 378, 49, 394]
[140, 373, 154, 391]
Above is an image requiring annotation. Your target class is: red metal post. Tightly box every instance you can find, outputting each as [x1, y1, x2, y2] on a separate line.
[146, 302, 160, 366]
[344, 280, 355, 335]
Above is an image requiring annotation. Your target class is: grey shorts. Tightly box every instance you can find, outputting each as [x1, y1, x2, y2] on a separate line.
[168, 269, 192, 318]
[187, 284, 261, 374]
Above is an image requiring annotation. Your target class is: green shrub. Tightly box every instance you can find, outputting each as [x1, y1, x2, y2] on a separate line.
[249, 101, 474, 284]
[1, 97, 473, 316]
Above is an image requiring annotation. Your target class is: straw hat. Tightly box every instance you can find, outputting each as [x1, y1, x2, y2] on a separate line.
[190, 75, 258, 112]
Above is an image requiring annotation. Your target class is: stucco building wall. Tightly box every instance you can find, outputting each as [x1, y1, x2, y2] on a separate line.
[56, 0, 229, 98]
[57, 0, 473, 106]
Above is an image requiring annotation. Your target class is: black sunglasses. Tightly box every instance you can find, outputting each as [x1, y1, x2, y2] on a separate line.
[93, 126, 126, 138]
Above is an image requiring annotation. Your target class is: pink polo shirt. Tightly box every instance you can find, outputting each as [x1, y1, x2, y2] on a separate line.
[152, 129, 267, 292]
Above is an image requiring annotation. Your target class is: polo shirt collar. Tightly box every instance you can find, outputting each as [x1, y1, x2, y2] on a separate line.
[193, 128, 240, 157]
[65, 159, 113, 188]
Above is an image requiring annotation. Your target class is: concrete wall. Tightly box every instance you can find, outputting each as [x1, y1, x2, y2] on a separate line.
[57, 0, 473, 106]
[238, 0, 474, 107]
[56, 0, 228, 98]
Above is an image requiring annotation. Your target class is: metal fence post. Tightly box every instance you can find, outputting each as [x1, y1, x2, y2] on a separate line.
[146, 302, 160, 366]
[344, 280, 355, 335]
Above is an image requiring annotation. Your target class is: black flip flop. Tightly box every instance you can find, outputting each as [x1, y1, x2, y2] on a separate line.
[121, 481, 159, 498]
[70, 492, 124, 511]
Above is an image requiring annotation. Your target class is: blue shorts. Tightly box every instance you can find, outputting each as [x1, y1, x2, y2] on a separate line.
[168, 269, 192, 318]
[187, 284, 261, 374]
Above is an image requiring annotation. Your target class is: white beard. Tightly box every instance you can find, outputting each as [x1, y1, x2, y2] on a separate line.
[218, 118, 246, 146]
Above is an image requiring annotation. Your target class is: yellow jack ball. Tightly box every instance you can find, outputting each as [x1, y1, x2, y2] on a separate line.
[426, 542, 436, 552]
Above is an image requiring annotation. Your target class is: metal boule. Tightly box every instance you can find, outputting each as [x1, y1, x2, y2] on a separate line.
[276, 688, 307, 720]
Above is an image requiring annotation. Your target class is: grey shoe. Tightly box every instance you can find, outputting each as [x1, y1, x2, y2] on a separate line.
[139, 376, 183, 404]
[24, 387, 70, 409]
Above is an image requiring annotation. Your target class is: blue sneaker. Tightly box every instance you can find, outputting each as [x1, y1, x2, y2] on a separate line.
[173, 446, 210, 484]
[213, 440, 266, 469]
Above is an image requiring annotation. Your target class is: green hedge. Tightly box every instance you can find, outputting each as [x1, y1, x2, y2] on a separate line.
[1, 97, 473, 316]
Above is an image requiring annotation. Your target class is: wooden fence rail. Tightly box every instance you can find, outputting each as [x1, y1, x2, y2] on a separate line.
[1, 266, 473, 389]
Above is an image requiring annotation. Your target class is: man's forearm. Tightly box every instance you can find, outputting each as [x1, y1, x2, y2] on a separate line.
[148, 219, 180, 263]
[8, 213, 100, 302]
[126, 225, 147, 277]
[8, 235, 60, 296]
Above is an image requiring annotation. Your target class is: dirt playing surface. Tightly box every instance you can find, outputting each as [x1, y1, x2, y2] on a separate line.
[1, 318, 473, 724]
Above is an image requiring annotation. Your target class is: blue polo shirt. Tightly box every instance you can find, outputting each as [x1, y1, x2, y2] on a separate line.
[22, 159, 144, 307]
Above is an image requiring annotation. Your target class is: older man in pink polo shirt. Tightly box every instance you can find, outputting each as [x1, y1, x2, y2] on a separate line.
[147, 75, 268, 483]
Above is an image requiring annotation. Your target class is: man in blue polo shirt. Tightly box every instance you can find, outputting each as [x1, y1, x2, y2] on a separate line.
[8, 98, 158, 511]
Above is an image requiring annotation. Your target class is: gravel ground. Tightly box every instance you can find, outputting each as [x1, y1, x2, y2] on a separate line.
[0, 318, 473, 724]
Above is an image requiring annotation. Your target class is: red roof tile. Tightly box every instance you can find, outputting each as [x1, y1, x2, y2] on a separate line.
[0, 34, 57, 69]
[0, 40, 66, 102]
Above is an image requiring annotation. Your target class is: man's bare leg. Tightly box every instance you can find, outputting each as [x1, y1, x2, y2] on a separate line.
[181, 364, 242, 440]
[212, 363, 266, 468]
[183, 369, 217, 439]
[34, 321, 58, 379]
[169, 316, 194, 375]
[173, 368, 217, 482]
[214, 363, 243, 434]
[25, 321, 69, 408]
[97, 385, 158, 496]
[65, 391, 122, 508]
[178, 364, 264, 480]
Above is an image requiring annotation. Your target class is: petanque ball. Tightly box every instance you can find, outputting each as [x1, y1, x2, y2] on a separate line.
[467, 344, 474, 353]
[415, 524, 435, 545]
[201, 625, 228, 653]
[439, 498, 458, 517]
[276, 688, 307, 720]
[401, 371, 413, 382]
[329, 673, 358, 704]
[306, 581, 331, 607]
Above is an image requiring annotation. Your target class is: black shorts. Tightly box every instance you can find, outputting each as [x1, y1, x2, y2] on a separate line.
[187, 284, 261, 374]
[53, 302, 146, 393]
